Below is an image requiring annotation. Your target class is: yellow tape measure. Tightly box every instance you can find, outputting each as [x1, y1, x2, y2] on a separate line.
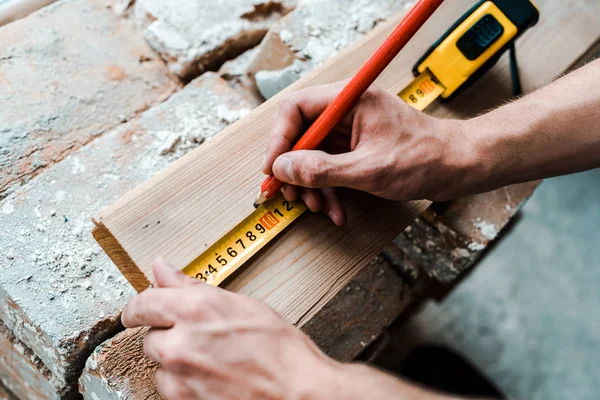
[183, 71, 444, 286]
[183, 193, 307, 285]
[398, 69, 445, 111]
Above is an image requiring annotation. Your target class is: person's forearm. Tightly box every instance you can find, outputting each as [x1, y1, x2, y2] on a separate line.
[320, 363, 462, 400]
[461, 59, 600, 192]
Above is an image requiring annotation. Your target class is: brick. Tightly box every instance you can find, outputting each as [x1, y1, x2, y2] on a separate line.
[0, 72, 251, 397]
[218, 47, 264, 108]
[394, 182, 540, 282]
[248, 0, 416, 98]
[129, 0, 297, 80]
[0, 380, 18, 400]
[0, 0, 179, 199]
[0, 321, 55, 400]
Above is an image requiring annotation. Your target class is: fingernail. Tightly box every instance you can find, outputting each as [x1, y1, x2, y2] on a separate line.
[274, 156, 293, 182]
[328, 211, 338, 222]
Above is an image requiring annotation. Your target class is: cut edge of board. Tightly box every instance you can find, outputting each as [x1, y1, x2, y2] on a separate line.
[92, 224, 149, 292]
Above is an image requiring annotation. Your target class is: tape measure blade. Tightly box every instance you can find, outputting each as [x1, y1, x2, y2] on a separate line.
[398, 69, 445, 111]
[183, 193, 307, 286]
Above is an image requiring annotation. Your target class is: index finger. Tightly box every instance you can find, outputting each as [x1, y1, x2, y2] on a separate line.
[262, 81, 347, 175]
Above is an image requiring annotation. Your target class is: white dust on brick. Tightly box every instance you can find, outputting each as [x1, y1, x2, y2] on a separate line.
[466, 220, 499, 252]
[153, 99, 250, 159]
[131, 0, 297, 78]
[475, 220, 498, 240]
[0, 72, 250, 394]
[255, 0, 416, 98]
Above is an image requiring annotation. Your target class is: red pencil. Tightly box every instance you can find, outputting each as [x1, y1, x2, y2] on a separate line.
[254, 0, 444, 207]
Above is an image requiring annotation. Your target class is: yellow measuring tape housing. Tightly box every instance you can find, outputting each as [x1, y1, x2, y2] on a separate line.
[417, 2, 518, 99]
[183, 0, 539, 286]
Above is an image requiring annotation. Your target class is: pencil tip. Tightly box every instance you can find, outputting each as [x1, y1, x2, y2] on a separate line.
[253, 190, 268, 208]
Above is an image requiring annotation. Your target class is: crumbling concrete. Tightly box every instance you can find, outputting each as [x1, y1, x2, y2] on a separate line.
[0, 73, 251, 397]
[394, 182, 540, 282]
[218, 47, 264, 107]
[0, 0, 179, 200]
[249, 0, 416, 98]
[129, 0, 297, 80]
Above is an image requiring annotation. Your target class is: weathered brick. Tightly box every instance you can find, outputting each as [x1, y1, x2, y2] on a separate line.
[0, 379, 18, 400]
[218, 47, 264, 108]
[248, 0, 416, 98]
[0, 321, 55, 400]
[0, 0, 179, 199]
[128, 0, 297, 80]
[0, 72, 251, 397]
[394, 183, 540, 282]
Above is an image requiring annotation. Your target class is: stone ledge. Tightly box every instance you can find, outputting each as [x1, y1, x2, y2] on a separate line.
[128, 0, 298, 80]
[0, 72, 251, 397]
[0, 0, 179, 200]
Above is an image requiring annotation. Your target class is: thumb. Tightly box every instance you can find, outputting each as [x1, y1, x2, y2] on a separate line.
[272, 150, 362, 189]
[152, 257, 199, 288]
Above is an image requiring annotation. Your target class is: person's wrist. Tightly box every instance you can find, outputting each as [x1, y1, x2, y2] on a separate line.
[436, 117, 493, 199]
[316, 362, 457, 400]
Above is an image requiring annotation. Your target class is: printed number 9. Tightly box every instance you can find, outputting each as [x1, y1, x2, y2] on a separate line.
[255, 223, 265, 234]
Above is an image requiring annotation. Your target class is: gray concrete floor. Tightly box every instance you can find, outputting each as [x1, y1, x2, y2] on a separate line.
[379, 169, 600, 400]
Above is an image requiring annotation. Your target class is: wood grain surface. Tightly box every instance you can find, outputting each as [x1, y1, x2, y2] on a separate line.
[93, 0, 600, 325]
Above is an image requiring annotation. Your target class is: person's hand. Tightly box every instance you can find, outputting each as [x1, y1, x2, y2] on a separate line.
[263, 82, 476, 226]
[121, 258, 341, 399]
[123, 258, 465, 400]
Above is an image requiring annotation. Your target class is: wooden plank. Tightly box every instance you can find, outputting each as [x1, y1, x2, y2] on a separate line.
[93, 0, 600, 328]
[83, 0, 600, 399]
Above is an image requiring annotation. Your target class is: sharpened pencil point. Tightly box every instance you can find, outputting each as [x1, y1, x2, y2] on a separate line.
[253, 190, 269, 208]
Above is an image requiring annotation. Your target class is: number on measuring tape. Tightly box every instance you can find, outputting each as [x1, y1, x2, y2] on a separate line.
[182, 194, 307, 286]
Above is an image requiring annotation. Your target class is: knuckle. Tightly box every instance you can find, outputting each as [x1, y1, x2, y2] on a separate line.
[183, 290, 224, 320]
[298, 157, 328, 187]
[279, 93, 300, 112]
[160, 343, 189, 368]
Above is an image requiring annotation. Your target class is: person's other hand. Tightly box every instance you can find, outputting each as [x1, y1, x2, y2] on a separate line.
[263, 82, 476, 226]
[121, 258, 340, 399]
